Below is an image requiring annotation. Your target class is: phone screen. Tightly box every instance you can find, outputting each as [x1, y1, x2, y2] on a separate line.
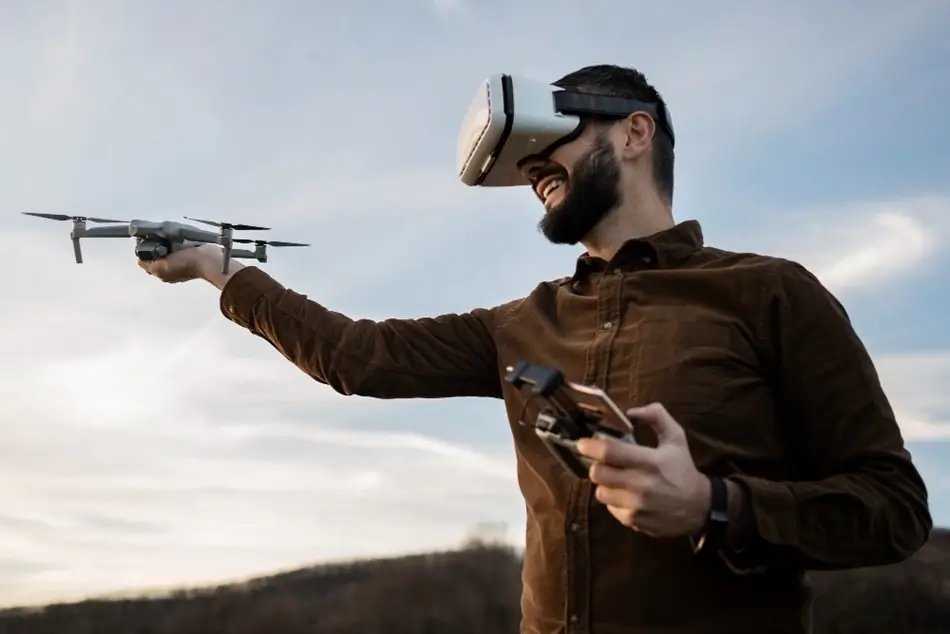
[563, 383, 634, 435]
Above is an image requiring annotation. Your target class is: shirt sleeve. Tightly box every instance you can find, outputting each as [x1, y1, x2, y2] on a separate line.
[217, 266, 510, 399]
[728, 260, 932, 571]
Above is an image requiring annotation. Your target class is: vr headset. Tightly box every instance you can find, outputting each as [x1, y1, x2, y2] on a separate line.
[456, 73, 675, 188]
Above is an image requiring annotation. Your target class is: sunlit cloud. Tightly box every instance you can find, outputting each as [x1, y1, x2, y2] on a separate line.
[732, 195, 949, 294]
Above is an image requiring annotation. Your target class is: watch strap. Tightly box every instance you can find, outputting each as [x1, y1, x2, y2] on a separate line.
[691, 475, 729, 555]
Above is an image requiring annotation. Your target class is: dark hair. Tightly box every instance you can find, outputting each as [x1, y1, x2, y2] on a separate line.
[554, 64, 674, 203]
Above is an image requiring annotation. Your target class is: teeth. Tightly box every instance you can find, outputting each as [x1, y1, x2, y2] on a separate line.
[542, 179, 564, 199]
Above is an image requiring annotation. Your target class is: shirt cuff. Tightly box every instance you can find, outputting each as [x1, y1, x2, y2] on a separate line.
[728, 474, 799, 547]
[218, 266, 284, 330]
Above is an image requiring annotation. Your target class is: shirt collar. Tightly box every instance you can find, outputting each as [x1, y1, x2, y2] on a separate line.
[569, 220, 704, 281]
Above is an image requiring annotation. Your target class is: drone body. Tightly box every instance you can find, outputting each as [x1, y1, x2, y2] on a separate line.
[23, 213, 309, 273]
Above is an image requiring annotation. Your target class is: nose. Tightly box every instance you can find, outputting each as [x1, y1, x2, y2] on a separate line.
[517, 156, 547, 182]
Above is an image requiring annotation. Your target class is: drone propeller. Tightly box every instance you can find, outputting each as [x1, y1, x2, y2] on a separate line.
[23, 212, 129, 264]
[183, 217, 270, 231]
[182, 217, 271, 274]
[232, 238, 310, 247]
[22, 212, 126, 224]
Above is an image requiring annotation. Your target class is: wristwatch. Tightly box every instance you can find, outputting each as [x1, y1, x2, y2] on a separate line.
[690, 475, 729, 555]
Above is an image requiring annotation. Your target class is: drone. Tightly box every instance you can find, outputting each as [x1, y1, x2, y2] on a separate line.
[22, 213, 309, 274]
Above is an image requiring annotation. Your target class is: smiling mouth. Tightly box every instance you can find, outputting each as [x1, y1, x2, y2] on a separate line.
[535, 174, 567, 204]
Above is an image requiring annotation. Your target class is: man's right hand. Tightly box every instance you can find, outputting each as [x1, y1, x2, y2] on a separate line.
[138, 243, 245, 290]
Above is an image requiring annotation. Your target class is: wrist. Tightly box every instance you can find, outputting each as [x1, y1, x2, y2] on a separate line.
[688, 474, 730, 555]
[198, 253, 245, 291]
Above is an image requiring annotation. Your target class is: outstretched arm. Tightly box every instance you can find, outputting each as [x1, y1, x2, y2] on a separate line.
[202, 253, 506, 400]
[726, 261, 932, 571]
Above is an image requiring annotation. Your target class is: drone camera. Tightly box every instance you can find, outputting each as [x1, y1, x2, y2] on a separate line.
[134, 240, 170, 261]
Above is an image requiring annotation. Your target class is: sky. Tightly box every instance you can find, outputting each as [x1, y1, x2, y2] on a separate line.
[1, 0, 948, 608]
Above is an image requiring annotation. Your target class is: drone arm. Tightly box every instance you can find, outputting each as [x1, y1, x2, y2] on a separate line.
[217, 268, 503, 399]
[176, 226, 220, 243]
[228, 248, 258, 259]
[79, 225, 133, 238]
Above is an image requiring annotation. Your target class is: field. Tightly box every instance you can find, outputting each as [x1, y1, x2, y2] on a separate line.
[1, 529, 947, 634]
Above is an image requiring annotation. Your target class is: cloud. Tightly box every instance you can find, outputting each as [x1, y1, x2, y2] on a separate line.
[1, 321, 523, 607]
[26, 2, 84, 123]
[715, 195, 950, 294]
[429, 0, 463, 18]
[876, 351, 950, 441]
[812, 211, 930, 291]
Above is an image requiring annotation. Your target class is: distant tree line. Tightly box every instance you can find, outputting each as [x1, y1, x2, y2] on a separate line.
[0, 529, 947, 634]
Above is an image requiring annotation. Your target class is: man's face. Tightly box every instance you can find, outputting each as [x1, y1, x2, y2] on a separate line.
[519, 124, 622, 245]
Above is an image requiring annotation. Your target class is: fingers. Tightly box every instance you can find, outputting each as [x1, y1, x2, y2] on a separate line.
[594, 485, 640, 511]
[589, 462, 652, 489]
[137, 257, 181, 282]
[138, 258, 166, 278]
[591, 466, 664, 534]
[576, 436, 656, 469]
[589, 463, 651, 522]
[625, 402, 685, 444]
[595, 488, 644, 530]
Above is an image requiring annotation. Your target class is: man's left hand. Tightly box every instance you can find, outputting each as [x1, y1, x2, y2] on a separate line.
[575, 402, 711, 538]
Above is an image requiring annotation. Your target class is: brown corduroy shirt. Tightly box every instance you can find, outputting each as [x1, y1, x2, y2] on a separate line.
[218, 220, 931, 634]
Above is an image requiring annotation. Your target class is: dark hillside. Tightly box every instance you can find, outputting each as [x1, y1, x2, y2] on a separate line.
[810, 528, 950, 634]
[0, 530, 947, 634]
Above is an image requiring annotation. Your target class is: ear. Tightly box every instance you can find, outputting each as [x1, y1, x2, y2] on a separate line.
[619, 111, 655, 161]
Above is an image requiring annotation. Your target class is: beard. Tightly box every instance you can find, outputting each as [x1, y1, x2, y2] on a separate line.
[538, 131, 622, 245]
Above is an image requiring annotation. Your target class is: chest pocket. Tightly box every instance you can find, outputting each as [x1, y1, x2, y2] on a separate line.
[627, 312, 756, 421]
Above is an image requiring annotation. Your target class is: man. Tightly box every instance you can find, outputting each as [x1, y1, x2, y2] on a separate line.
[141, 65, 932, 633]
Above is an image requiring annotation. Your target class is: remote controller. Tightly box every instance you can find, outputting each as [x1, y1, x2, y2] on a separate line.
[504, 361, 638, 479]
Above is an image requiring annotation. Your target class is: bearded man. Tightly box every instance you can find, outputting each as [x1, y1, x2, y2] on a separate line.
[140, 64, 932, 634]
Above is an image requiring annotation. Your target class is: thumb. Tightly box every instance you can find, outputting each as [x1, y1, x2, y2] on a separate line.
[626, 403, 684, 445]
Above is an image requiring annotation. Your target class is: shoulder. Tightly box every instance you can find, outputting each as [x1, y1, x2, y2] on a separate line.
[688, 246, 851, 340]
[693, 246, 835, 300]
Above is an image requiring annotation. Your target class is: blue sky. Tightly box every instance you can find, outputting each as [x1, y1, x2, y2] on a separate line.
[1, 0, 948, 607]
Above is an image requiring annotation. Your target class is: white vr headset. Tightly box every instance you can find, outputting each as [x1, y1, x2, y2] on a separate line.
[456, 73, 675, 187]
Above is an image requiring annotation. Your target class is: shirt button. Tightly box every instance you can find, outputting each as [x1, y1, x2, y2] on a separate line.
[602, 321, 613, 329]
[568, 522, 580, 533]
[569, 614, 579, 624]
[613, 268, 623, 276]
